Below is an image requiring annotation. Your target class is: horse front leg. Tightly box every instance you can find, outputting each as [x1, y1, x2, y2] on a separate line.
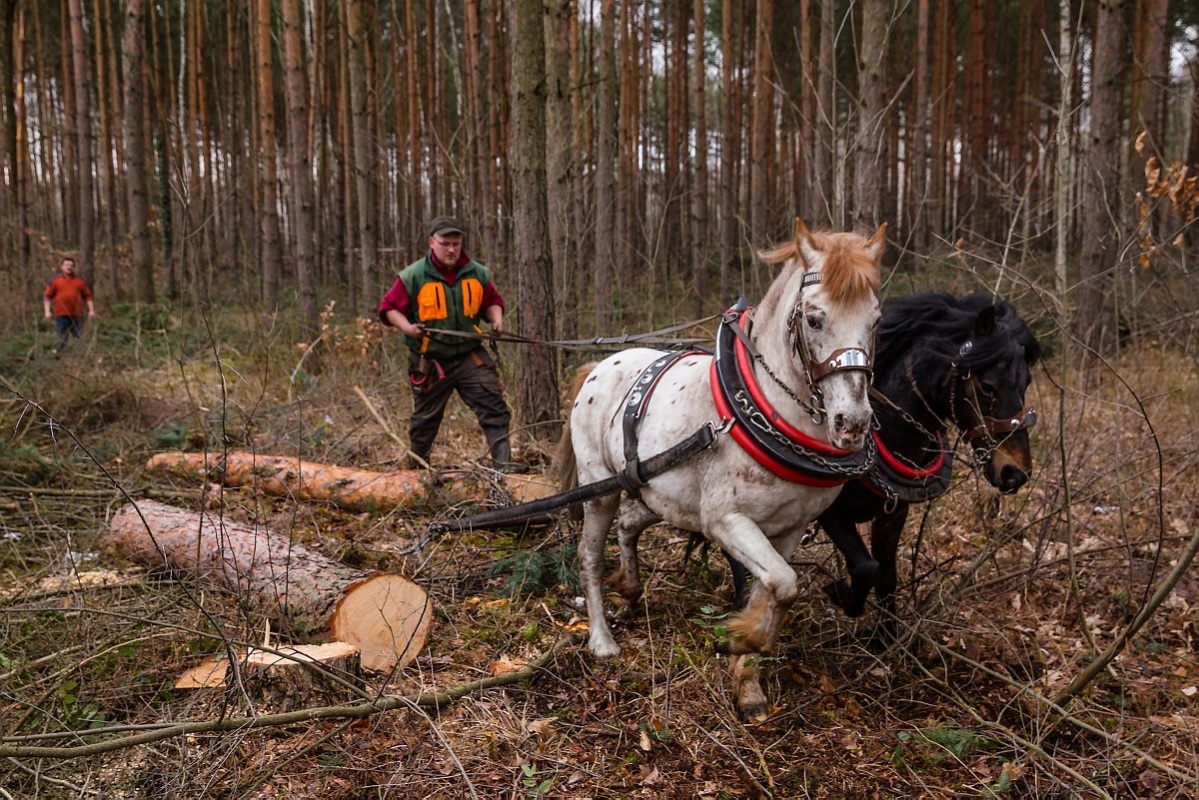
[709, 515, 799, 657]
[730, 653, 769, 723]
[870, 503, 910, 638]
[610, 502, 659, 602]
[817, 505, 879, 618]
[579, 493, 622, 658]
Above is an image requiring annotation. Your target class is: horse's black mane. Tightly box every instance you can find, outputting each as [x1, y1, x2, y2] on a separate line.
[875, 292, 1040, 380]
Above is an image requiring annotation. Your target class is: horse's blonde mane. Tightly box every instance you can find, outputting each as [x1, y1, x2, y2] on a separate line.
[759, 229, 881, 309]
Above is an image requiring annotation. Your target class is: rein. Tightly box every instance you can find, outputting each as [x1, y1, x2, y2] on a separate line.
[408, 315, 720, 353]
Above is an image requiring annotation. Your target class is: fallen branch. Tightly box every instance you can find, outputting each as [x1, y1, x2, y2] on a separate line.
[0, 633, 585, 759]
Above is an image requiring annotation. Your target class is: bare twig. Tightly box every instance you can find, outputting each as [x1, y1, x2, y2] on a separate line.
[0, 633, 584, 759]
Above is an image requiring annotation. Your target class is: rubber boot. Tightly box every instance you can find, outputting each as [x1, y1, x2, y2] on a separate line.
[489, 438, 514, 472]
[408, 448, 432, 470]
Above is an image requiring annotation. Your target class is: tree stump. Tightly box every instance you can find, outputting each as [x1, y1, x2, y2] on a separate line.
[176, 642, 365, 712]
[108, 500, 431, 671]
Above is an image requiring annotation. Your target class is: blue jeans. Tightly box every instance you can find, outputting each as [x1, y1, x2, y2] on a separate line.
[55, 316, 84, 351]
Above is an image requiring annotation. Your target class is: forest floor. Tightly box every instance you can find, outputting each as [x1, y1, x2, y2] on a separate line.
[0, 292, 1197, 798]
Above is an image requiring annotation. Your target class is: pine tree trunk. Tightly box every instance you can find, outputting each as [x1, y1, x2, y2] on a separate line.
[1076, 0, 1125, 353]
[511, 0, 559, 438]
[692, 0, 709, 316]
[853, 0, 886, 231]
[593, 0, 616, 335]
[282, 0, 319, 348]
[719, 0, 739, 303]
[13, 0, 30, 279]
[345, 0, 377, 315]
[123, 0, 153, 304]
[911, 0, 930, 252]
[546, 0, 575, 341]
[254, 0, 283, 309]
[816, 0, 837, 227]
[750, 0, 774, 250]
[68, 0, 94, 283]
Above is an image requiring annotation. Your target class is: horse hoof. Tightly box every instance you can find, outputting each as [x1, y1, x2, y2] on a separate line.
[588, 637, 622, 659]
[822, 579, 852, 613]
[737, 702, 770, 724]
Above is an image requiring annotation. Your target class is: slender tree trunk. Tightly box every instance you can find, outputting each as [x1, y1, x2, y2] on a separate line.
[910, 0, 930, 252]
[546, 0, 574, 341]
[93, 0, 120, 300]
[1077, 0, 1126, 353]
[283, 0, 318, 346]
[344, 0, 376, 314]
[254, 0, 282, 309]
[511, 0, 559, 439]
[750, 0, 774, 251]
[692, 0, 709, 316]
[68, 0, 94, 283]
[853, 0, 887, 231]
[13, 0, 30, 281]
[405, 0, 423, 236]
[594, 0, 616, 334]
[124, 0, 153, 303]
[719, 0, 740, 304]
[1, 0, 17, 254]
[816, 0, 837, 226]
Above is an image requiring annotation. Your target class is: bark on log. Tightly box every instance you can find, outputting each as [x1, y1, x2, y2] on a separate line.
[145, 451, 558, 512]
[107, 500, 431, 671]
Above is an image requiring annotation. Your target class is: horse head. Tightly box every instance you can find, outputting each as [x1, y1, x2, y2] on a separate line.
[759, 218, 884, 451]
[951, 300, 1042, 493]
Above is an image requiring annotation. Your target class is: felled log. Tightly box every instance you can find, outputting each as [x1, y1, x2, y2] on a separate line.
[176, 642, 364, 711]
[145, 451, 558, 512]
[107, 500, 431, 671]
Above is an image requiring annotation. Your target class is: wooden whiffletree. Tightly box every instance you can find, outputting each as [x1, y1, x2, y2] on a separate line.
[107, 500, 431, 672]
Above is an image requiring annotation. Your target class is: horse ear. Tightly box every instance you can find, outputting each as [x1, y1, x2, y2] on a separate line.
[793, 217, 814, 247]
[793, 217, 820, 266]
[973, 305, 997, 339]
[866, 223, 887, 259]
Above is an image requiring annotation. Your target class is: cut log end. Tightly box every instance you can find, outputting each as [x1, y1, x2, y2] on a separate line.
[330, 573, 433, 672]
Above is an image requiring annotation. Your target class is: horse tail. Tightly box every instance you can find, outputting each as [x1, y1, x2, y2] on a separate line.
[551, 362, 598, 493]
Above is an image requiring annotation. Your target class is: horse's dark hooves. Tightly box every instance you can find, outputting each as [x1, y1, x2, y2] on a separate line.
[822, 579, 852, 612]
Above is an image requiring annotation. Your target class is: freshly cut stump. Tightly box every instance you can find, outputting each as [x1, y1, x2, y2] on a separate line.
[330, 573, 433, 671]
[108, 500, 431, 672]
[175, 642, 365, 711]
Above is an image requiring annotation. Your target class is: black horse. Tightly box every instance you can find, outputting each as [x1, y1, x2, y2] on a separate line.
[722, 292, 1041, 621]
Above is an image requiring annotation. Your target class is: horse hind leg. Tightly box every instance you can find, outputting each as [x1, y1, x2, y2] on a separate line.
[609, 501, 659, 602]
[579, 493, 623, 658]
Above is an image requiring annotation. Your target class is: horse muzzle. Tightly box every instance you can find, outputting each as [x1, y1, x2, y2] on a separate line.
[831, 412, 870, 451]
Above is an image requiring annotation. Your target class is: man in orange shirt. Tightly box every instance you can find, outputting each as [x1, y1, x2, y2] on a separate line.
[43, 257, 95, 353]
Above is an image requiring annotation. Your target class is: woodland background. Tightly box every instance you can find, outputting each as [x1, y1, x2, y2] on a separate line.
[1, 0, 1198, 797]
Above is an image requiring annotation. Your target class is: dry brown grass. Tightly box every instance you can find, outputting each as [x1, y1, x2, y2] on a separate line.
[1, 277, 1197, 798]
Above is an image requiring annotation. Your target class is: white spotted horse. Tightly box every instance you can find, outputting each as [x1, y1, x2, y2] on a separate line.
[723, 292, 1041, 632]
[556, 219, 885, 722]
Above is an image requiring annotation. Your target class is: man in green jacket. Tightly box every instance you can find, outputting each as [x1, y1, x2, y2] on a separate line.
[378, 216, 515, 470]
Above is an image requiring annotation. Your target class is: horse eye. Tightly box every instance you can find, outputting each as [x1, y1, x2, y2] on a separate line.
[806, 314, 824, 331]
